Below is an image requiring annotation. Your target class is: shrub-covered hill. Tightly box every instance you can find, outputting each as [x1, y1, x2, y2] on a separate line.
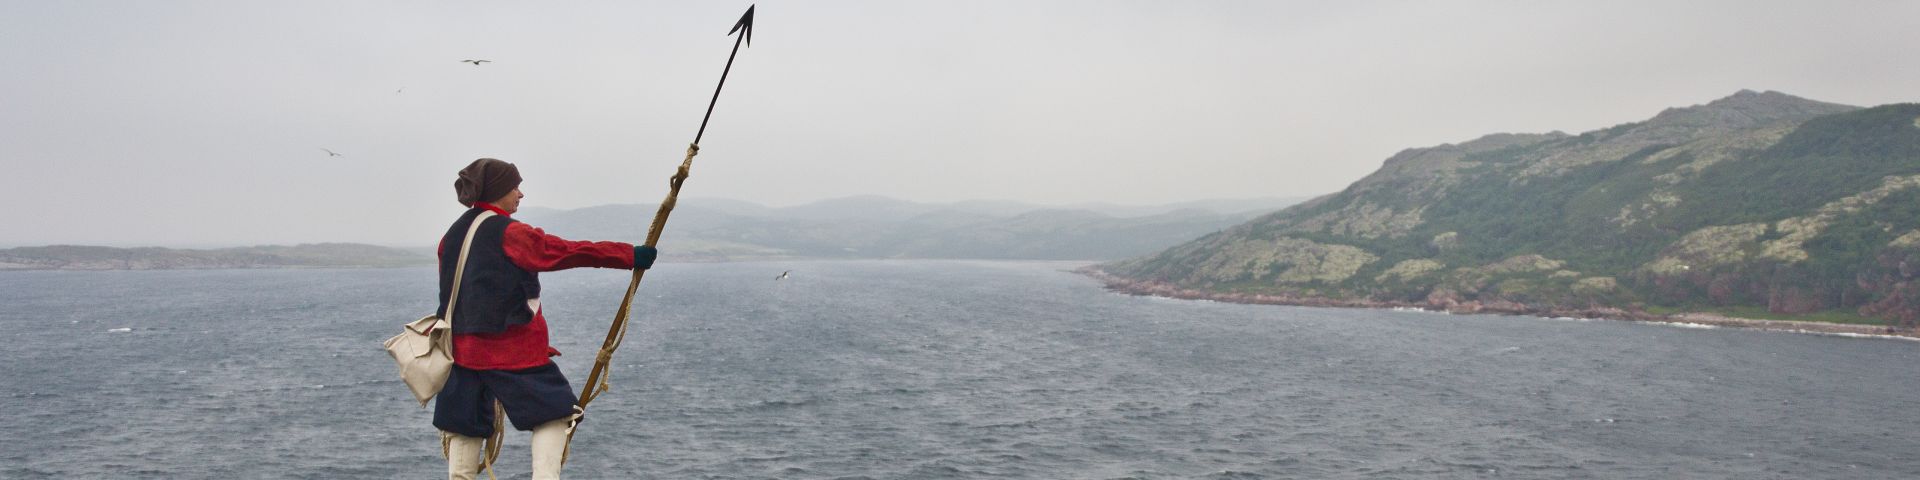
[1100, 90, 1920, 327]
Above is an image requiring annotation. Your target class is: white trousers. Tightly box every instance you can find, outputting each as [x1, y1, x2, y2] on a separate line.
[444, 418, 570, 480]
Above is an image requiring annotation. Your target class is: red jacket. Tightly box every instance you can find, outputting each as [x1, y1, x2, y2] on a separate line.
[439, 202, 636, 370]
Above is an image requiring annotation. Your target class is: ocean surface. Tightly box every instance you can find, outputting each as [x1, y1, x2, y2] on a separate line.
[4, 260, 1920, 479]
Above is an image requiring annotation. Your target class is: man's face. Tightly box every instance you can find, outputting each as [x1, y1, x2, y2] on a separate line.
[493, 187, 524, 214]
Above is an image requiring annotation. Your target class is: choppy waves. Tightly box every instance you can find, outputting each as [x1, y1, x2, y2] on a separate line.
[5, 263, 1920, 478]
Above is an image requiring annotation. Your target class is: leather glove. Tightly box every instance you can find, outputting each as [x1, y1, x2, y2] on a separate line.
[634, 245, 658, 270]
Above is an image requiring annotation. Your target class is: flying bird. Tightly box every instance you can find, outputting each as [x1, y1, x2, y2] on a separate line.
[460, 59, 491, 66]
[775, 270, 790, 280]
[320, 148, 342, 157]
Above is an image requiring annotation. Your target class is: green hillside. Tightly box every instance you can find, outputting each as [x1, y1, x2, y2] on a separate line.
[1101, 91, 1920, 327]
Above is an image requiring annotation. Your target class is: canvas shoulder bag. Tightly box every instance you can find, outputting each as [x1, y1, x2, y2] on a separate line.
[384, 210, 496, 406]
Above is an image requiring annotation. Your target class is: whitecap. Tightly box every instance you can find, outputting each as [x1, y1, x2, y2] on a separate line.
[1537, 316, 1597, 322]
[107, 327, 132, 333]
[1791, 330, 1920, 342]
[1648, 322, 1718, 330]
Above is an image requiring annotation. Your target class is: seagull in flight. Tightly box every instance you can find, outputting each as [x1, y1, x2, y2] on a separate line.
[775, 270, 790, 280]
[320, 148, 342, 157]
[460, 59, 491, 66]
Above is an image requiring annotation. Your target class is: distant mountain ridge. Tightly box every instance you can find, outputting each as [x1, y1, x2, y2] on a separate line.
[519, 196, 1308, 261]
[1097, 91, 1920, 326]
[1, 196, 1309, 270]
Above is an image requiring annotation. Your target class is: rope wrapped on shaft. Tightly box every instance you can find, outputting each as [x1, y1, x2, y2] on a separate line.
[559, 143, 699, 464]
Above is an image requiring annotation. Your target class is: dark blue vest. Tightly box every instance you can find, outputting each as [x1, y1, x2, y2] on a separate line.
[438, 208, 541, 334]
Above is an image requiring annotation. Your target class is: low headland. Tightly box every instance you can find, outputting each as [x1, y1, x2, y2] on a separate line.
[1077, 266, 1917, 340]
[0, 243, 431, 271]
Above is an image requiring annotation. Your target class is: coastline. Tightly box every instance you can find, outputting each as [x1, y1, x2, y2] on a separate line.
[1075, 266, 1919, 341]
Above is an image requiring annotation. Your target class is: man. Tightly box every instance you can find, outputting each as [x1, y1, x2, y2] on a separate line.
[433, 158, 657, 480]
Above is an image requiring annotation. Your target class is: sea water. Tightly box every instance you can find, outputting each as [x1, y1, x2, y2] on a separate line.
[4, 260, 1919, 479]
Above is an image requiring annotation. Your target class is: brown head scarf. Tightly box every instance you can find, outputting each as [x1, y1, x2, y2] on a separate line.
[454, 158, 523, 207]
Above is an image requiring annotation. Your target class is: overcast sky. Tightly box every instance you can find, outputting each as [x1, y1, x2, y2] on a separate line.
[5, 1, 1917, 247]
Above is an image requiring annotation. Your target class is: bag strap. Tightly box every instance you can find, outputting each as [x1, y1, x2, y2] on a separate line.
[442, 210, 497, 329]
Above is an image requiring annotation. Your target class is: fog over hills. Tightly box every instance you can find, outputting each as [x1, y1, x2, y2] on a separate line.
[0, 196, 1306, 269]
[519, 195, 1309, 261]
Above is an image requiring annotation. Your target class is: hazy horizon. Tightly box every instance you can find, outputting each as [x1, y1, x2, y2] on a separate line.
[0, 193, 1310, 249]
[8, 1, 1919, 246]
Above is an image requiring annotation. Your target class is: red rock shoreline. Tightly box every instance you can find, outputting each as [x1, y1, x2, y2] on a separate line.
[1075, 267, 1918, 341]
